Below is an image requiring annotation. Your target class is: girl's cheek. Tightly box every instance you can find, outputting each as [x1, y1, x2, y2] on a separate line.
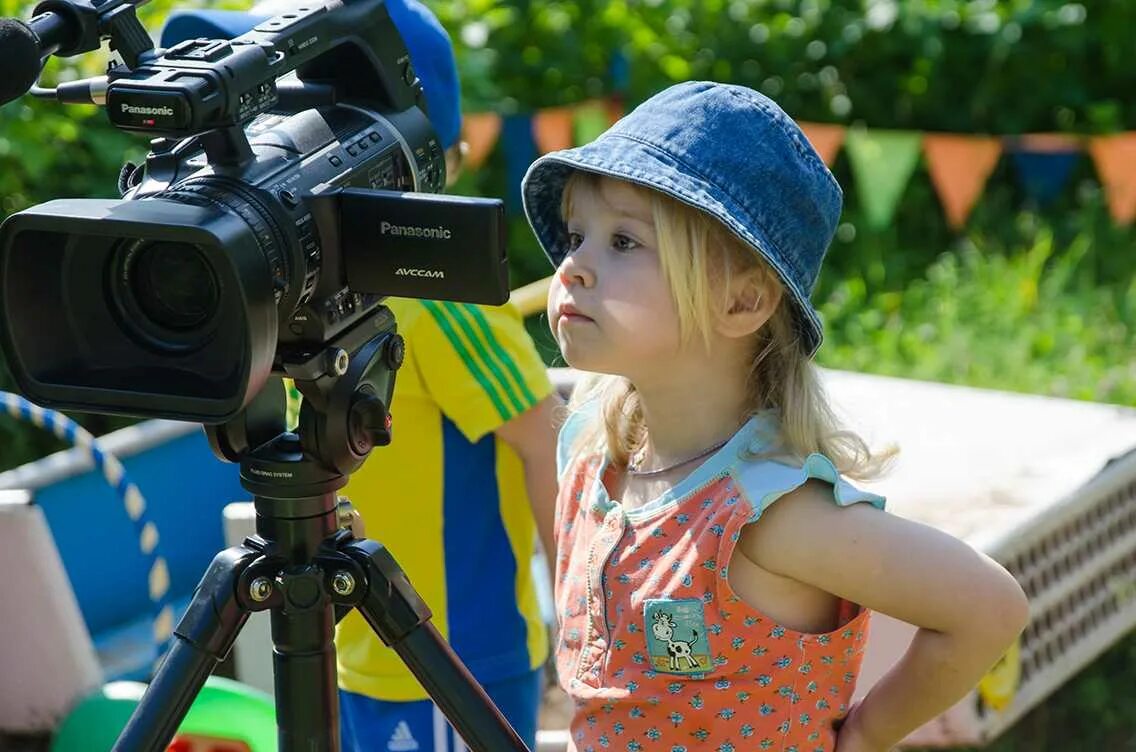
[547, 278, 564, 321]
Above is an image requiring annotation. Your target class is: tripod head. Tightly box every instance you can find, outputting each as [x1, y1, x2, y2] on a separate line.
[205, 304, 402, 502]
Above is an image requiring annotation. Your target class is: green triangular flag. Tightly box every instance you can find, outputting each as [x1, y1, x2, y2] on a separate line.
[844, 129, 923, 229]
[573, 100, 610, 145]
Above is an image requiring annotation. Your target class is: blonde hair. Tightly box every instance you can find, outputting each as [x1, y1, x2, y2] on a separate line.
[562, 172, 894, 481]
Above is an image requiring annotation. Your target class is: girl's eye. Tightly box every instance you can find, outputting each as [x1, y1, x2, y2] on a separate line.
[566, 232, 583, 252]
[612, 234, 640, 252]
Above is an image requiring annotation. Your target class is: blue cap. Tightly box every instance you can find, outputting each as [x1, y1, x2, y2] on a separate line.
[159, 0, 462, 149]
[522, 81, 843, 356]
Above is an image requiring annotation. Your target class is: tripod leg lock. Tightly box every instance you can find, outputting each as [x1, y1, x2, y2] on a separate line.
[340, 537, 433, 646]
[176, 545, 261, 659]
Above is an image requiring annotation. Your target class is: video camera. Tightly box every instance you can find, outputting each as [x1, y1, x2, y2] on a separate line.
[0, 0, 508, 424]
[0, 7, 538, 749]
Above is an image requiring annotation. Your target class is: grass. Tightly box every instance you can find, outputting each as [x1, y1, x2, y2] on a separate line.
[818, 230, 1136, 406]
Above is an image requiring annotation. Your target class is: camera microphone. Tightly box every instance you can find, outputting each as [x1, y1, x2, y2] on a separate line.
[0, 0, 107, 107]
[0, 19, 44, 106]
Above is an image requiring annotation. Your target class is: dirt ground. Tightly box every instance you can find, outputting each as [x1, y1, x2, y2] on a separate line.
[538, 680, 574, 731]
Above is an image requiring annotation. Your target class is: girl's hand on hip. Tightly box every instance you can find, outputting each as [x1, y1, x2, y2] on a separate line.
[833, 705, 893, 752]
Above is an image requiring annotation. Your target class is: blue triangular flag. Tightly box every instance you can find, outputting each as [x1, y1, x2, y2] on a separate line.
[1009, 137, 1081, 206]
[502, 114, 537, 214]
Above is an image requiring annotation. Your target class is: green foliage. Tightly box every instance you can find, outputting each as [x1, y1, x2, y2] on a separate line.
[432, 0, 1136, 132]
[818, 228, 1136, 405]
[429, 0, 622, 110]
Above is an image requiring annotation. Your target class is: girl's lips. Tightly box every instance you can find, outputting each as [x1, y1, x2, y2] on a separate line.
[558, 303, 593, 322]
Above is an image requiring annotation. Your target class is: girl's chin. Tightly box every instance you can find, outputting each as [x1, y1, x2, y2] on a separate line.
[558, 344, 627, 376]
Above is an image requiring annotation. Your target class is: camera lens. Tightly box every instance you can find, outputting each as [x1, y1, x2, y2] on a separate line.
[111, 238, 224, 352]
[130, 241, 220, 331]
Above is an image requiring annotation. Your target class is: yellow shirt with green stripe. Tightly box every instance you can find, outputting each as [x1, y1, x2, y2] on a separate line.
[335, 297, 553, 701]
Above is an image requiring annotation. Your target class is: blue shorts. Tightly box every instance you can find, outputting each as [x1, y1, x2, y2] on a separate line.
[339, 669, 542, 752]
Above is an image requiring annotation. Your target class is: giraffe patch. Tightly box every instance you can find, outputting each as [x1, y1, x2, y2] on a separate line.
[643, 598, 713, 675]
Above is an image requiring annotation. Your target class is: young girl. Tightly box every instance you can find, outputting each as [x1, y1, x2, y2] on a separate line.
[520, 81, 1030, 752]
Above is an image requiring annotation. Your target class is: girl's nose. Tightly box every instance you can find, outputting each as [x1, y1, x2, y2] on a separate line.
[557, 248, 595, 288]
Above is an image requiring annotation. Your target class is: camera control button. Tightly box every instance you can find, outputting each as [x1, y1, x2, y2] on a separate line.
[329, 155, 343, 167]
[357, 139, 369, 151]
[386, 336, 406, 370]
[165, 40, 195, 55]
[368, 132, 381, 143]
[199, 41, 233, 61]
[346, 144, 358, 157]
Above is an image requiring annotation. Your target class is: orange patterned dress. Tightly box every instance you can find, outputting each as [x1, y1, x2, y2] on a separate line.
[553, 411, 886, 752]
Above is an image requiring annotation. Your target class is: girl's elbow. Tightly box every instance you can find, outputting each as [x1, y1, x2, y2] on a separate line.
[986, 570, 1031, 642]
[938, 574, 1028, 660]
[945, 566, 1029, 645]
[1008, 578, 1031, 633]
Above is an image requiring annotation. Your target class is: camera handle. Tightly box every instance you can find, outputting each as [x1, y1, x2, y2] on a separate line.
[199, 126, 255, 167]
[31, 0, 157, 68]
[111, 307, 530, 752]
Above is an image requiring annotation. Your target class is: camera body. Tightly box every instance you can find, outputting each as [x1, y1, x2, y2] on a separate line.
[0, 0, 508, 423]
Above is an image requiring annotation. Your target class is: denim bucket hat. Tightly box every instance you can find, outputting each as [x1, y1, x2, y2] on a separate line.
[521, 81, 843, 356]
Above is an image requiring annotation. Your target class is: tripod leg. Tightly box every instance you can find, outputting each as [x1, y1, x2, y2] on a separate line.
[112, 546, 258, 752]
[268, 564, 340, 752]
[343, 539, 530, 752]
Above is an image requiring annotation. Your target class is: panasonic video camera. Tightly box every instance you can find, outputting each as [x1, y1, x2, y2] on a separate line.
[0, 0, 508, 424]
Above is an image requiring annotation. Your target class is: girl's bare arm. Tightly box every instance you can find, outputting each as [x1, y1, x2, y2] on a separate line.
[737, 479, 1030, 750]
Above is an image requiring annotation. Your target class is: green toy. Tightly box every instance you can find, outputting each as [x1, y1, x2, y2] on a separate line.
[51, 676, 276, 752]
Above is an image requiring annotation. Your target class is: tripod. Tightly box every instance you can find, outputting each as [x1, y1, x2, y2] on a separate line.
[111, 306, 530, 752]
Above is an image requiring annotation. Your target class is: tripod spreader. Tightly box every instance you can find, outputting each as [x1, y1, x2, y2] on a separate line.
[112, 518, 530, 752]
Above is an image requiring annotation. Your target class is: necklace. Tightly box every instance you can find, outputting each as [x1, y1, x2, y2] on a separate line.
[626, 434, 733, 478]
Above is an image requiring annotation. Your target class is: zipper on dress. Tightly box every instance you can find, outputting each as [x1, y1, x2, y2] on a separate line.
[576, 510, 624, 682]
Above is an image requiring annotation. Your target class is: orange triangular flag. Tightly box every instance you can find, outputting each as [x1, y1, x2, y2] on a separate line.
[799, 122, 846, 166]
[605, 96, 626, 126]
[461, 111, 502, 170]
[1088, 133, 1136, 225]
[533, 107, 575, 154]
[922, 134, 1003, 230]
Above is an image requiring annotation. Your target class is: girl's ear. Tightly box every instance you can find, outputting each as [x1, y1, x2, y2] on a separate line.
[717, 267, 782, 339]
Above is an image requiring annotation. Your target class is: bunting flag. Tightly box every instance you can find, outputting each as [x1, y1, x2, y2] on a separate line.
[573, 99, 613, 145]
[1008, 133, 1081, 207]
[800, 122, 846, 167]
[533, 106, 575, 154]
[922, 134, 1003, 230]
[605, 95, 627, 126]
[461, 111, 502, 170]
[844, 129, 923, 230]
[502, 113, 537, 211]
[452, 99, 1136, 228]
[1088, 133, 1136, 225]
[609, 50, 631, 92]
